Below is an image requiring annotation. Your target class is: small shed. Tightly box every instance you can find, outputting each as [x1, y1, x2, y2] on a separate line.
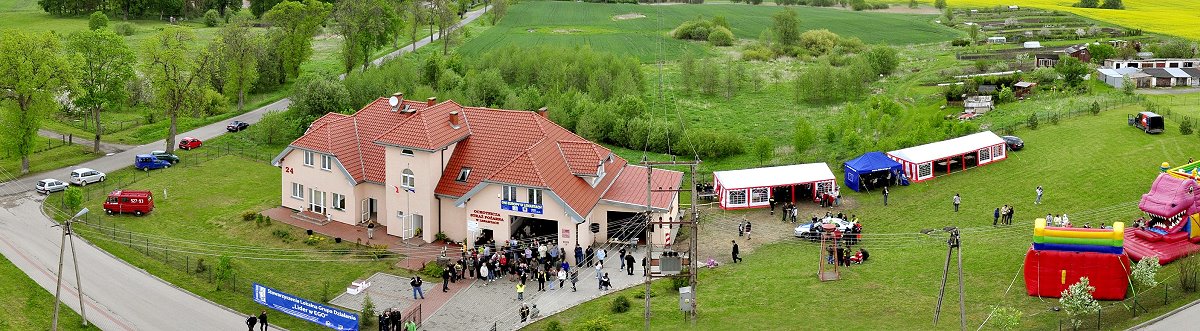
[1097, 68, 1150, 89]
[1023, 41, 1043, 49]
[1064, 45, 1092, 63]
[1035, 54, 1059, 68]
[987, 36, 1007, 44]
[1142, 68, 1195, 87]
[887, 131, 1007, 183]
[1013, 81, 1037, 97]
[713, 163, 836, 210]
[964, 95, 994, 114]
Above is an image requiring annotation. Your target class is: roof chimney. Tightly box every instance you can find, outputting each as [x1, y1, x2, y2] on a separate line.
[388, 92, 403, 112]
[449, 110, 462, 129]
[426, 97, 437, 106]
[536, 107, 548, 118]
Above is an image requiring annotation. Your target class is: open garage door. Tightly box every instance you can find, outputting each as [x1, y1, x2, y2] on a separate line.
[606, 211, 647, 244]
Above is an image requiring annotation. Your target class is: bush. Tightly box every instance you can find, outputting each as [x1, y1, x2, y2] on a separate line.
[672, 19, 714, 41]
[435, 231, 449, 243]
[543, 320, 564, 331]
[195, 258, 208, 273]
[1180, 117, 1194, 135]
[361, 295, 376, 326]
[742, 43, 774, 61]
[610, 295, 631, 313]
[113, 22, 136, 36]
[421, 261, 445, 278]
[1089, 101, 1101, 115]
[88, 11, 108, 30]
[671, 269, 690, 290]
[632, 289, 657, 299]
[304, 235, 325, 246]
[204, 9, 222, 27]
[799, 29, 840, 55]
[242, 212, 258, 222]
[707, 26, 735, 46]
[1026, 113, 1039, 130]
[577, 316, 613, 331]
[951, 38, 971, 47]
[996, 86, 1015, 103]
[272, 229, 293, 241]
[1049, 113, 1060, 126]
[1180, 253, 1199, 292]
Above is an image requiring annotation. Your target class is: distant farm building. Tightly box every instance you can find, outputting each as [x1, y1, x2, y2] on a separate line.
[987, 36, 1007, 44]
[1097, 68, 1151, 89]
[1064, 45, 1092, 63]
[1141, 68, 1200, 87]
[1103, 58, 1200, 69]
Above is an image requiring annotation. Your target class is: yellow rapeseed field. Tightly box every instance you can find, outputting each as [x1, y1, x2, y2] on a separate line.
[950, 0, 1200, 40]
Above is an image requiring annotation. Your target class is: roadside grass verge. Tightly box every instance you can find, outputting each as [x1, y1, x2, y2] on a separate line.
[0, 255, 90, 330]
[0, 135, 102, 177]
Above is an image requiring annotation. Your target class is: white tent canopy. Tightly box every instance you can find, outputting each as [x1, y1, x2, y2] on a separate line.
[714, 163, 835, 190]
[888, 131, 1005, 164]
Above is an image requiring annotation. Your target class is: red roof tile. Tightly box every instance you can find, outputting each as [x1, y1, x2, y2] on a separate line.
[287, 98, 431, 183]
[602, 165, 685, 211]
[557, 141, 603, 176]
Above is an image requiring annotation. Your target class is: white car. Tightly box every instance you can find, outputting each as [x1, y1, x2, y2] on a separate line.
[794, 217, 855, 241]
[69, 168, 106, 186]
[36, 179, 68, 194]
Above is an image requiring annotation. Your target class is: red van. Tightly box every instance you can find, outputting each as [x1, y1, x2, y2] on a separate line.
[103, 190, 155, 216]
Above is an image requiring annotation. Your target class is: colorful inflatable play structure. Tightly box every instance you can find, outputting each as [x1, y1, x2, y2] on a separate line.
[1123, 171, 1200, 264]
[1167, 160, 1200, 180]
[1024, 219, 1131, 300]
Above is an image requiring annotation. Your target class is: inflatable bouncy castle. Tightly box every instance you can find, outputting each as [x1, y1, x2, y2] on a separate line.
[1124, 173, 1200, 264]
[1024, 219, 1131, 300]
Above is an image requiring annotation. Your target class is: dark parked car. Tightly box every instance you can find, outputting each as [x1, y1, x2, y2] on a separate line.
[1002, 135, 1024, 151]
[1129, 112, 1164, 134]
[150, 150, 180, 164]
[226, 120, 250, 132]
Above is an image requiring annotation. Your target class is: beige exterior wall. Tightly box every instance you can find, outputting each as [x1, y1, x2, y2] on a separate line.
[278, 149, 359, 226]
[383, 143, 457, 241]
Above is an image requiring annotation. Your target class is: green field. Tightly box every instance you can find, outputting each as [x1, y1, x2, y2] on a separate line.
[0, 256, 91, 330]
[42, 155, 399, 331]
[535, 102, 1200, 330]
[0, 135, 101, 177]
[458, 1, 962, 62]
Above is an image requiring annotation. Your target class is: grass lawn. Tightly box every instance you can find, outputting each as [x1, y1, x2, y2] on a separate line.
[532, 102, 1200, 330]
[0, 0, 222, 47]
[0, 135, 102, 178]
[42, 155, 402, 331]
[458, 1, 962, 62]
[951, 0, 1200, 40]
[0, 256, 91, 330]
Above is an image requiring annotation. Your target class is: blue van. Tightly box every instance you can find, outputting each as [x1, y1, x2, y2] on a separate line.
[134, 154, 172, 171]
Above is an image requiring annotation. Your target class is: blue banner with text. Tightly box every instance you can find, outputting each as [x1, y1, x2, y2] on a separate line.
[253, 283, 359, 331]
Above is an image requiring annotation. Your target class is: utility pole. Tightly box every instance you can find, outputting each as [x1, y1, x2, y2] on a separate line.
[641, 157, 702, 329]
[932, 226, 965, 330]
[53, 208, 91, 330]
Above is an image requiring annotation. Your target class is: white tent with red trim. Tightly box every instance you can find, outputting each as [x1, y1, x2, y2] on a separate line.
[713, 163, 836, 210]
[887, 131, 1007, 183]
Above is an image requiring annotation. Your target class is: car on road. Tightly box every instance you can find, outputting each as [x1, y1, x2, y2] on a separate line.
[36, 179, 68, 194]
[150, 150, 180, 164]
[69, 168, 106, 186]
[135, 154, 172, 171]
[1129, 112, 1164, 134]
[226, 120, 249, 132]
[794, 217, 855, 241]
[1002, 135, 1024, 151]
[178, 137, 203, 150]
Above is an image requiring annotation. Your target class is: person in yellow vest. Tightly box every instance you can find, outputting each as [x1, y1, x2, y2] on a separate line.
[516, 282, 525, 301]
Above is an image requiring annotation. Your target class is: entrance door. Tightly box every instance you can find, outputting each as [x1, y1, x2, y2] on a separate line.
[309, 189, 325, 214]
[361, 199, 369, 223]
[401, 214, 422, 239]
[411, 214, 423, 239]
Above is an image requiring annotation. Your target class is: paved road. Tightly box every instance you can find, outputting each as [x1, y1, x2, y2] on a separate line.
[0, 6, 487, 330]
[1131, 299, 1200, 331]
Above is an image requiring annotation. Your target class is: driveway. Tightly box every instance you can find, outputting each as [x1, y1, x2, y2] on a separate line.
[0, 6, 488, 330]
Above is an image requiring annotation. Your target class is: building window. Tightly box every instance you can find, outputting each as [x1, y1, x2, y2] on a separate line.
[402, 149, 414, 156]
[402, 169, 415, 189]
[303, 151, 314, 166]
[310, 189, 325, 214]
[292, 183, 304, 199]
[750, 188, 769, 204]
[727, 190, 746, 205]
[918, 163, 933, 178]
[321, 155, 332, 170]
[503, 186, 518, 201]
[528, 188, 543, 205]
[332, 193, 346, 210]
[979, 147, 992, 162]
[456, 167, 471, 182]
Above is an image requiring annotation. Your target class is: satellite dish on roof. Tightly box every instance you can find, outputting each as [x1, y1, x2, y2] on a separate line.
[388, 96, 400, 107]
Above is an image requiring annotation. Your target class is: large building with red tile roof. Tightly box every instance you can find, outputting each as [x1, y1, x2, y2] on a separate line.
[272, 95, 683, 256]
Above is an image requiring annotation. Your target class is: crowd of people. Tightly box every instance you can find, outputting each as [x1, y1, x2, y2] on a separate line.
[993, 204, 1016, 226]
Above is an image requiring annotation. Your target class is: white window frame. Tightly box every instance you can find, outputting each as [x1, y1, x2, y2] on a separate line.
[332, 193, 346, 211]
[528, 188, 543, 205]
[401, 169, 415, 189]
[503, 186, 518, 201]
[321, 155, 332, 171]
[918, 163, 933, 178]
[727, 190, 747, 206]
[310, 189, 326, 214]
[292, 183, 304, 199]
[402, 149, 414, 156]
[750, 188, 769, 204]
[303, 151, 314, 167]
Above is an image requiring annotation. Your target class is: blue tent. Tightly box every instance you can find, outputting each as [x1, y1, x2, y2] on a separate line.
[843, 152, 906, 192]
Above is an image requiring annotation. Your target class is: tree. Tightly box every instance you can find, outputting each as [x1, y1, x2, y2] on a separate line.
[214, 255, 234, 290]
[934, 0, 946, 9]
[333, 0, 400, 73]
[490, 0, 508, 25]
[289, 75, 351, 121]
[799, 29, 839, 55]
[64, 187, 84, 212]
[1100, 0, 1123, 9]
[990, 306, 1023, 331]
[142, 27, 216, 154]
[361, 294, 376, 326]
[88, 11, 108, 30]
[1087, 43, 1116, 64]
[770, 8, 801, 54]
[1054, 56, 1090, 88]
[219, 17, 261, 112]
[1129, 256, 1161, 314]
[433, 0, 461, 55]
[679, 52, 695, 94]
[67, 29, 136, 154]
[250, 0, 285, 17]
[864, 45, 899, 76]
[792, 120, 816, 157]
[1121, 77, 1136, 95]
[253, 110, 300, 145]
[908, 0, 917, 9]
[753, 137, 773, 165]
[0, 31, 79, 174]
[968, 23, 980, 44]
[1059, 278, 1101, 330]
[1075, 0, 1098, 8]
[405, 0, 427, 52]
[264, 0, 333, 82]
